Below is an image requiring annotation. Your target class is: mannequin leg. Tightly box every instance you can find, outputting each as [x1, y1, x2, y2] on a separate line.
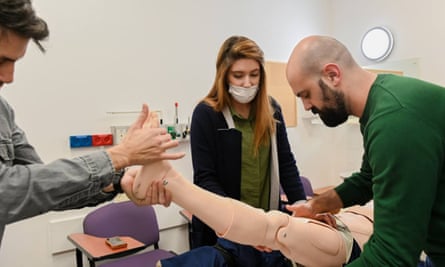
[162, 174, 349, 267]
[136, 159, 350, 266]
[162, 175, 288, 248]
[132, 111, 163, 199]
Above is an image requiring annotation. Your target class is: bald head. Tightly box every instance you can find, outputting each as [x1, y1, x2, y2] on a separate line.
[286, 35, 376, 119]
[287, 35, 356, 79]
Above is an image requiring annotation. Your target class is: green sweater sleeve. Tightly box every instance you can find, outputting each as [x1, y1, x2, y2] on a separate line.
[335, 155, 374, 207]
[344, 110, 440, 266]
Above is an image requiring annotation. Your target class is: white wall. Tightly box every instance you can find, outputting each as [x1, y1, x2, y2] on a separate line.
[330, 0, 445, 85]
[0, 1, 333, 266]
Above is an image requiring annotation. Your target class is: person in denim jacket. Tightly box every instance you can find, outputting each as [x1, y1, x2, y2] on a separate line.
[0, 0, 184, 248]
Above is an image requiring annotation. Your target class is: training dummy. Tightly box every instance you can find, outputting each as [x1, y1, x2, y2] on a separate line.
[133, 113, 368, 267]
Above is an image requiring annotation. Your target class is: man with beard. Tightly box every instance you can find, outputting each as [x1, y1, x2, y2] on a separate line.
[285, 35, 444, 266]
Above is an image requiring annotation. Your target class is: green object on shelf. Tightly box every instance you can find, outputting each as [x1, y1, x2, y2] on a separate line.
[167, 126, 176, 139]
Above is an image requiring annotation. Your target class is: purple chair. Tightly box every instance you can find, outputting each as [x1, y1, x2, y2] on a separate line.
[299, 176, 314, 197]
[280, 175, 314, 198]
[279, 176, 313, 212]
[74, 200, 176, 267]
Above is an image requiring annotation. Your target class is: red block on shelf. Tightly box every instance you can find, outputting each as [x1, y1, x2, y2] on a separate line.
[92, 134, 113, 146]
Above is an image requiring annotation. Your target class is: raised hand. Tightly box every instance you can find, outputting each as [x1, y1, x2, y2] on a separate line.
[107, 104, 185, 170]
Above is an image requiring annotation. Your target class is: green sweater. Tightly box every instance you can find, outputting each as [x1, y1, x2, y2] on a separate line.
[336, 74, 445, 266]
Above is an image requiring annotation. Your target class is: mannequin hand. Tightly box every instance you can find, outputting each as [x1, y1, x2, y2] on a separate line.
[121, 167, 172, 207]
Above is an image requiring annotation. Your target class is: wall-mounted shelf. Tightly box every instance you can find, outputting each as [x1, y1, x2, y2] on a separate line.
[106, 111, 140, 114]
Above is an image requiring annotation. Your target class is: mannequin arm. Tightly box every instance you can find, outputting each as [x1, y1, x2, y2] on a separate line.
[161, 172, 280, 245]
[162, 173, 349, 267]
[133, 159, 349, 266]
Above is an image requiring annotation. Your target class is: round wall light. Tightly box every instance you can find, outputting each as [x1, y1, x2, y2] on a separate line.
[361, 26, 394, 62]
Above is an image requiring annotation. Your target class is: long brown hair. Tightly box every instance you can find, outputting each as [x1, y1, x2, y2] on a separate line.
[203, 35, 275, 155]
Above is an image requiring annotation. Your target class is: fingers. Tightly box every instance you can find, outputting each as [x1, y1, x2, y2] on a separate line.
[146, 127, 168, 139]
[285, 204, 297, 213]
[132, 196, 155, 206]
[156, 181, 166, 204]
[121, 169, 155, 206]
[144, 111, 160, 129]
[315, 213, 337, 228]
[163, 189, 172, 207]
[131, 104, 150, 131]
[131, 181, 172, 207]
[151, 112, 160, 128]
[143, 128, 171, 147]
[151, 180, 172, 207]
[160, 139, 180, 149]
[149, 181, 157, 203]
[133, 173, 156, 200]
[154, 133, 175, 145]
[154, 137, 185, 160]
[121, 166, 173, 207]
[160, 152, 186, 160]
[255, 245, 272, 252]
[285, 203, 309, 217]
[133, 160, 173, 200]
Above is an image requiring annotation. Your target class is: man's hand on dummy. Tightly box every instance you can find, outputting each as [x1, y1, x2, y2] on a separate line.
[107, 104, 185, 169]
[286, 203, 337, 228]
[121, 166, 173, 207]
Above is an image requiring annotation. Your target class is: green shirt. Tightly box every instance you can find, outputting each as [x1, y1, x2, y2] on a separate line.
[336, 74, 445, 266]
[232, 109, 271, 211]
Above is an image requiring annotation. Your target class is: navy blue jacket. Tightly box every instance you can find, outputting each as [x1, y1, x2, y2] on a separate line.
[189, 97, 306, 248]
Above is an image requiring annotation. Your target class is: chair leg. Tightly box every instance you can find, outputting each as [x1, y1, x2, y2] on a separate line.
[75, 249, 83, 267]
[88, 258, 96, 267]
[188, 222, 193, 250]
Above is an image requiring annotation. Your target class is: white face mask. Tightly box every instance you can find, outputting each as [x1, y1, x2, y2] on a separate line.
[228, 84, 259, 104]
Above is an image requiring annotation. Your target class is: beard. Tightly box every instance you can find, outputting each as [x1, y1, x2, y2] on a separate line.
[312, 79, 349, 127]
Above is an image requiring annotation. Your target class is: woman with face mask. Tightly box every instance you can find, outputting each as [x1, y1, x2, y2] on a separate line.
[159, 36, 307, 267]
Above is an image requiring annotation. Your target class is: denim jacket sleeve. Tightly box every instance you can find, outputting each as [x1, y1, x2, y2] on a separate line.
[0, 96, 117, 225]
